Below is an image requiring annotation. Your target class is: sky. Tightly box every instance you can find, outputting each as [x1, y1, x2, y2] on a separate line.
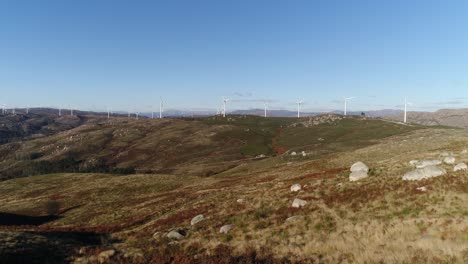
[2, 0, 468, 112]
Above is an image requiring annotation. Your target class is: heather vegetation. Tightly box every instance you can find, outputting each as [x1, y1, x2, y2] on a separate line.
[0, 114, 467, 263]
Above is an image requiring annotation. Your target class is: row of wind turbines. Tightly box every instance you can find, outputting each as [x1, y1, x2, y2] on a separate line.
[220, 96, 413, 123]
[1, 97, 413, 124]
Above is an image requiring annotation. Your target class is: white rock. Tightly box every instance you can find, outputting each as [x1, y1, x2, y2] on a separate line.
[236, 198, 245, 204]
[461, 150, 468, 154]
[292, 198, 307, 208]
[166, 230, 185, 240]
[98, 250, 116, 262]
[350, 162, 369, 172]
[190, 214, 204, 226]
[301, 151, 307, 157]
[416, 186, 427, 192]
[349, 170, 368, 181]
[415, 160, 442, 168]
[409, 160, 419, 166]
[440, 151, 453, 157]
[291, 152, 297, 156]
[290, 184, 301, 192]
[402, 165, 446, 181]
[443, 156, 456, 164]
[454, 163, 467, 172]
[285, 216, 303, 223]
[219, 224, 233, 234]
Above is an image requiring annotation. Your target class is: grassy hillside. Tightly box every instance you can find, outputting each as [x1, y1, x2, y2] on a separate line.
[0, 114, 422, 181]
[0, 126, 467, 263]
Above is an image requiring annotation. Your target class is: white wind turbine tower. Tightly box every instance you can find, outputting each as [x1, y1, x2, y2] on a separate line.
[159, 98, 164, 119]
[404, 97, 413, 123]
[107, 107, 111, 119]
[1, 104, 5, 115]
[222, 97, 229, 118]
[343, 97, 355, 116]
[296, 99, 303, 118]
[263, 101, 268, 118]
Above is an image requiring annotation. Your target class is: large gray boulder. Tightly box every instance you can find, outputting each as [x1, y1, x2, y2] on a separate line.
[166, 230, 185, 240]
[443, 156, 456, 164]
[190, 214, 204, 226]
[415, 160, 442, 169]
[350, 162, 369, 172]
[219, 224, 233, 234]
[292, 198, 307, 208]
[454, 163, 467, 172]
[403, 165, 446, 181]
[349, 170, 369, 181]
[349, 162, 369, 181]
[290, 184, 301, 192]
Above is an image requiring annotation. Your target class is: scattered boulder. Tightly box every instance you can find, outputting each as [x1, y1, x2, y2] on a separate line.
[301, 151, 307, 157]
[219, 224, 233, 234]
[236, 198, 245, 204]
[350, 162, 369, 173]
[291, 152, 297, 156]
[409, 160, 419, 166]
[190, 214, 204, 226]
[454, 163, 467, 172]
[443, 156, 456, 164]
[416, 186, 427, 192]
[415, 160, 442, 169]
[349, 170, 369, 182]
[349, 162, 369, 181]
[461, 150, 468, 154]
[292, 198, 307, 208]
[440, 151, 453, 157]
[285, 216, 303, 223]
[290, 184, 301, 192]
[403, 165, 446, 181]
[166, 230, 185, 240]
[98, 250, 116, 262]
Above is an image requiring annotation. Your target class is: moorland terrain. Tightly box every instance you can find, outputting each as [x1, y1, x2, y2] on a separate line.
[0, 111, 467, 263]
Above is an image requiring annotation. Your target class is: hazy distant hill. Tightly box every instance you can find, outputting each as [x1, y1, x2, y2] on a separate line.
[385, 108, 468, 128]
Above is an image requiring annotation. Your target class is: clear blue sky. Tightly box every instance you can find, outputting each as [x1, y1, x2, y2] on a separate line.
[2, 0, 468, 112]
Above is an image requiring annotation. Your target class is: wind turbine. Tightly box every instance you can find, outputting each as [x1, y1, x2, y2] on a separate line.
[296, 99, 303, 118]
[222, 97, 229, 118]
[263, 101, 268, 118]
[404, 97, 413, 123]
[1, 104, 5, 115]
[107, 107, 111, 119]
[70, 106, 73, 117]
[344, 97, 355, 116]
[59, 107, 62, 116]
[159, 98, 164, 119]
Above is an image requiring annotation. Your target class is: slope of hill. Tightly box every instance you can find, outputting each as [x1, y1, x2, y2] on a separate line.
[0, 114, 421, 181]
[0, 122, 467, 263]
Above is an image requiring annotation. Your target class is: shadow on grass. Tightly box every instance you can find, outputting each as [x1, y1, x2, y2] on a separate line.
[0, 212, 60, 226]
[0, 211, 118, 264]
[0, 230, 117, 264]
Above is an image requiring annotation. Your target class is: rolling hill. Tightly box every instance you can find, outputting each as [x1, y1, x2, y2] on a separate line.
[1, 113, 467, 263]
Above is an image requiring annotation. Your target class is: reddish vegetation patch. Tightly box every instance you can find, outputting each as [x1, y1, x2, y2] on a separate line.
[272, 128, 287, 155]
[288, 167, 347, 182]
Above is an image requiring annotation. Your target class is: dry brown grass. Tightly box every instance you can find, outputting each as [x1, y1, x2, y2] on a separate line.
[1, 126, 468, 263]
